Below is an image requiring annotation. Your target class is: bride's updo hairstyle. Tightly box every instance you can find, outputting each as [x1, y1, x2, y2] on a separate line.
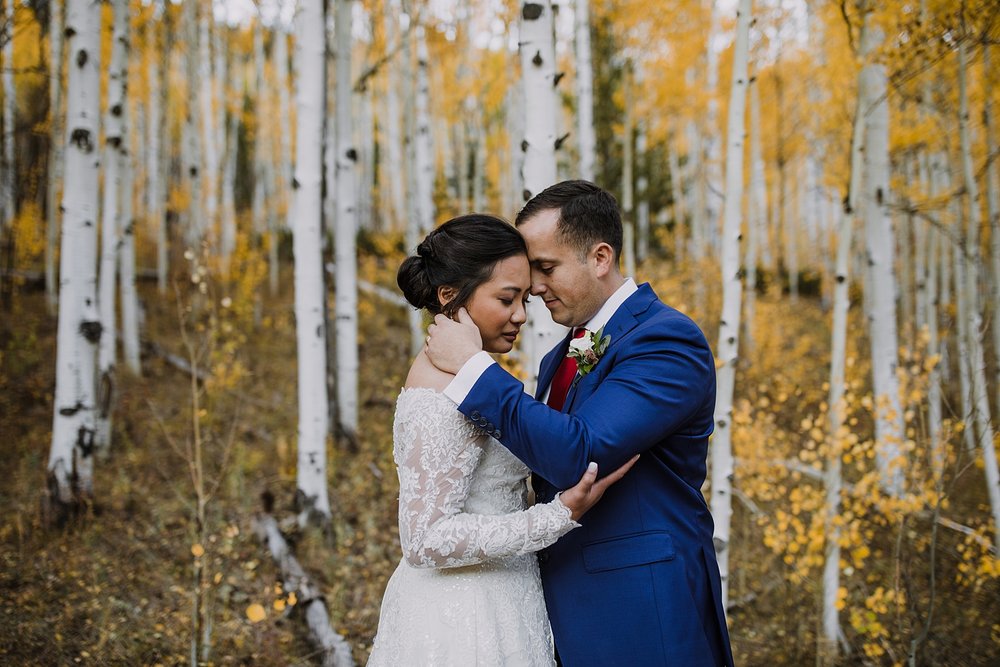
[397, 214, 527, 317]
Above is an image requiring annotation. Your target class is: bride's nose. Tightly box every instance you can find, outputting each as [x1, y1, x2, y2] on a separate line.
[512, 301, 527, 324]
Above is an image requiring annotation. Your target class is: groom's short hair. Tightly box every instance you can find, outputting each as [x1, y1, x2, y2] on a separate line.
[515, 180, 623, 263]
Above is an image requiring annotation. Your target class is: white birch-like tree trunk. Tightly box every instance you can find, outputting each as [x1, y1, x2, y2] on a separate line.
[382, 0, 406, 230]
[819, 40, 870, 657]
[957, 38, 1000, 551]
[414, 26, 434, 233]
[334, 0, 359, 440]
[46, 0, 66, 313]
[744, 76, 766, 354]
[703, 0, 723, 256]
[198, 7, 218, 243]
[182, 0, 202, 245]
[120, 144, 139, 376]
[574, 0, 595, 181]
[96, 0, 129, 452]
[621, 65, 635, 278]
[520, 0, 567, 393]
[860, 15, 905, 497]
[710, 0, 751, 612]
[292, 0, 331, 522]
[49, 0, 101, 506]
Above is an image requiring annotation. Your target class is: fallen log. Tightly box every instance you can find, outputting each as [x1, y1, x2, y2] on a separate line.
[252, 512, 355, 667]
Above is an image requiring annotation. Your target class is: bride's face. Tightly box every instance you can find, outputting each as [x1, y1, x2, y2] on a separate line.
[465, 254, 531, 354]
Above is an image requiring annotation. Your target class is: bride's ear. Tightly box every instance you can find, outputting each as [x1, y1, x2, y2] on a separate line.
[437, 285, 458, 310]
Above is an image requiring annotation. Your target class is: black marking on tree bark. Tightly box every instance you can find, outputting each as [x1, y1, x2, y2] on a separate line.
[76, 49, 88, 69]
[554, 133, 570, 150]
[523, 189, 532, 201]
[189, 165, 198, 177]
[553, 72, 565, 87]
[520, 139, 529, 152]
[59, 401, 84, 416]
[65, 26, 76, 39]
[522, 3, 543, 20]
[70, 128, 93, 152]
[346, 148, 358, 162]
[77, 426, 95, 457]
[111, 103, 123, 117]
[836, 274, 846, 283]
[717, 418, 728, 428]
[727, 336, 735, 345]
[876, 187, 884, 205]
[80, 319, 103, 343]
[292, 177, 300, 189]
[532, 50, 543, 67]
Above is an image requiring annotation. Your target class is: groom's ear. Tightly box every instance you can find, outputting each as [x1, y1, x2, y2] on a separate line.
[591, 242, 616, 277]
[437, 285, 458, 310]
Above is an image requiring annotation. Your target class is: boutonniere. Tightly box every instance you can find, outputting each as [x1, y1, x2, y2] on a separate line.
[566, 327, 611, 377]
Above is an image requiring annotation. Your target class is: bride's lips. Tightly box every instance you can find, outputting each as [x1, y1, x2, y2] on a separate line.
[501, 331, 519, 342]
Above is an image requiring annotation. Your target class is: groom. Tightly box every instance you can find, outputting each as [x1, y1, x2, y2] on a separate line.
[426, 180, 734, 667]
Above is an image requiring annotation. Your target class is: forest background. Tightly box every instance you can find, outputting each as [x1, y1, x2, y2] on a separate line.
[1, 0, 999, 664]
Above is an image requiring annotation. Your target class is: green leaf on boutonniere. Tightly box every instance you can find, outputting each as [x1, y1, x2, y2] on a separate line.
[566, 326, 612, 376]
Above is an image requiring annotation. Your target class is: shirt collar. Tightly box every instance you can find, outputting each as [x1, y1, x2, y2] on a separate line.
[581, 278, 637, 335]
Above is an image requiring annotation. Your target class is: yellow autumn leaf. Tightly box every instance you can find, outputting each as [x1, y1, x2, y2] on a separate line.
[191, 544, 205, 558]
[246, 603, 266, 623]
[274, 599, 286, 612]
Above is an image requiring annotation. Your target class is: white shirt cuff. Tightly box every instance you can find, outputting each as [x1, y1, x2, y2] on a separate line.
[443, 351, 496, 405]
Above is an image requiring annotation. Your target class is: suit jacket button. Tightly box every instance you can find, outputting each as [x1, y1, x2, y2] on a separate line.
[493, 429, 501, 439]
[471, 410, 481, 420]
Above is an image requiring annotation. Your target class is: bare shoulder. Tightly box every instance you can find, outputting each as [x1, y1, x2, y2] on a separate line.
[403, 351, 454, 393]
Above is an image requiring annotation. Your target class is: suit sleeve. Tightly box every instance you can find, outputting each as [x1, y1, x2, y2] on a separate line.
[458, 319, 715, 489]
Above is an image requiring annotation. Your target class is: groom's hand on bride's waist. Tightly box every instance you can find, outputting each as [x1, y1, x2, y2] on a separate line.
[426, 308, 482, 374]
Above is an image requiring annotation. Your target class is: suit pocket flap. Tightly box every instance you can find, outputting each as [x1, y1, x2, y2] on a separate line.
[582, 531, 676, 573]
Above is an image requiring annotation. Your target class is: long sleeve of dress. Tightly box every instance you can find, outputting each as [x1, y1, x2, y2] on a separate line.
[394, 390, 579, 569]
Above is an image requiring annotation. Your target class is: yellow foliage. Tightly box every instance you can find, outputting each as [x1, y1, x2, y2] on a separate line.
[245, 603, 266, 624]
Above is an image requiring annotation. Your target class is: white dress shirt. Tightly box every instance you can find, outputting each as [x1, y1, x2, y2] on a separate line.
[443, 278, 638, 405]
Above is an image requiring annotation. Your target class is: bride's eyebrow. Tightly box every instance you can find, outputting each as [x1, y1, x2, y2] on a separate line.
[499, 286, 525, 294]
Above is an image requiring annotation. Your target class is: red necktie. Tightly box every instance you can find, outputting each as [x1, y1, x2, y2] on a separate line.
[547, 328, 586, 412]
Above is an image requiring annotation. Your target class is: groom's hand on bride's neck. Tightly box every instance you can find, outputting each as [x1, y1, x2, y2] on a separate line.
[426, 308, 482, 374]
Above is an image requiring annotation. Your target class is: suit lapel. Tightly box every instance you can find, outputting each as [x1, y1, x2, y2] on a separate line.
[563, 284, 658, 413]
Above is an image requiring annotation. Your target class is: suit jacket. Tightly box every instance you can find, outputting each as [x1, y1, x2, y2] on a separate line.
[458, 283, 734, 666]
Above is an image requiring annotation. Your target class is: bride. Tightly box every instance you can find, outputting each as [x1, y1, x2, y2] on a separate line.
[368, 215, 636, 666]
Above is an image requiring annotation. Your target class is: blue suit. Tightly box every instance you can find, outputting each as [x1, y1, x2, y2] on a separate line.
[458, 283, 734, 666]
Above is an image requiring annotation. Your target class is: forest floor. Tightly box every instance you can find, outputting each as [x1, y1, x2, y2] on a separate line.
[1, 242, 998, 665]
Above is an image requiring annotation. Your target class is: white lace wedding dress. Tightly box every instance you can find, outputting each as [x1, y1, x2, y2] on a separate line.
[367, 388, 578, 666]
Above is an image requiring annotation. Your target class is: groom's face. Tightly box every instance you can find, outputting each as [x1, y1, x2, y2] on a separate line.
[519, 208, 603, 328]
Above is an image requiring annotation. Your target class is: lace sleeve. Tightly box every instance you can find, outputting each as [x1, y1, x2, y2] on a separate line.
[395, 402, 578, 569]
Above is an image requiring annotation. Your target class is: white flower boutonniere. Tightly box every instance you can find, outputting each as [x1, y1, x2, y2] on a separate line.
[566, 327, 611, 377]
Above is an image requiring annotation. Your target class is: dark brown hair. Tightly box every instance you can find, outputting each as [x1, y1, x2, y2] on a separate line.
[514, 180, 623, 261]
[397, 214, 527, 316]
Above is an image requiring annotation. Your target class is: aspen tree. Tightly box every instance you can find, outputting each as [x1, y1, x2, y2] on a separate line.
[957, 36, 1000, 551]
[46, 0, 66, 313]
[575, 0, 596, 181]
[819, 34, 871, 658]
[182, 0, 202, 245]
[275, 24, 293, 226]
[744, 75, 766, 354]
[96, 0, 130, 451]
[519, 0, 567, 392]
[292, 0, 331, 521]
[334, 0, 360, 439]
[414, 24, 434, 233]
[859, 11, 905, 497]
[49, 0, 102, 507]
[198, 5, 217, 240]
[710, 0, 752, 611]
[382, 0, 406, 230]
[667, 137, 686, 265]
[621, 63, 635, 278]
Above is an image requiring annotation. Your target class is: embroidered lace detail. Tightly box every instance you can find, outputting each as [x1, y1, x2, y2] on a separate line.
[368, 388, 576, 666]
